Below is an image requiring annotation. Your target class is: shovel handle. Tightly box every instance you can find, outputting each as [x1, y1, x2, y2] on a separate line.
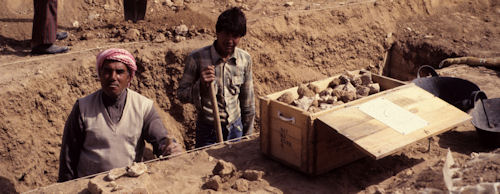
[209, 81, 224, 143]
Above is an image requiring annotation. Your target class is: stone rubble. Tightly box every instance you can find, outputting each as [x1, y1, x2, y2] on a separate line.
[202, 159, 266, 192]
[278, 70, 380, 113]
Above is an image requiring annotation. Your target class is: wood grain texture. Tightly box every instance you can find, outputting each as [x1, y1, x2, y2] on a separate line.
[317, 84, 471, 159]
[259, 73, 409, 174]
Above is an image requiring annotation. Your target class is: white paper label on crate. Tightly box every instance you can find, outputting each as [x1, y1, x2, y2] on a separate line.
[358, 98, 428, 135]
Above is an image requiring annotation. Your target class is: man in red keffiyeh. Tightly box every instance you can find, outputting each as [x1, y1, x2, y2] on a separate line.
[58, 48, 183, 182]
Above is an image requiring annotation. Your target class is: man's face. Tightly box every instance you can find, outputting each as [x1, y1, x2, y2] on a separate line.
[216, 31, 241, 56]
[99, 61, 131, 98]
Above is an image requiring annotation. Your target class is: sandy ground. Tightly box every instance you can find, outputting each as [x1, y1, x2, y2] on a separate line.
[0, 0, 499, 193]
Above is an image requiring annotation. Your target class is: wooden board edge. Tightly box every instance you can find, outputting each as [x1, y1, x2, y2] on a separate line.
[312, 83, 414, 118]
[259, 96, 271, 155]
[304, 115, 315, 174]
[372, 73, 407, 89]
[262, 154, 314, 175]
[372, 116, 472, 159]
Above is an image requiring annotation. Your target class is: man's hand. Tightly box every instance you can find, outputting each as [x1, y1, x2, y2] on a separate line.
[200, 65, 215, 84]
[160, 139, 184, 157]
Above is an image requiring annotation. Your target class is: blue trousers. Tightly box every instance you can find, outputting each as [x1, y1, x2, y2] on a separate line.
[195, 117, 243, 148]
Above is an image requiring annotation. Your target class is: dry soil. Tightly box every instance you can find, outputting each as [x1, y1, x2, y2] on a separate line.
[0, 0, 499, 193]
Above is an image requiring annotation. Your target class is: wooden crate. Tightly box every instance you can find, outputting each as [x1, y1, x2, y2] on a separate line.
[259, 72, 471, 175]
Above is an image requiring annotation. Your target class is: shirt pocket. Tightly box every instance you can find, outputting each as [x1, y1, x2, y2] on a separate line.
[228, 75, 244, 95]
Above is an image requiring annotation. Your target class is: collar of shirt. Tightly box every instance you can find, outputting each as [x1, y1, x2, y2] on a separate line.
[210, 42, 238, 65]
[102, 88, 128, 108]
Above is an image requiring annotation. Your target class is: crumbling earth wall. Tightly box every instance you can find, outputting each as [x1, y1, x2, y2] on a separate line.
[0, 0, 498, 192]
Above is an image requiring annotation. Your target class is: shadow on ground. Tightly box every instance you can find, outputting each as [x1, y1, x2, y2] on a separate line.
[437, 125, 497, 155]
[0, 176, 17, 194]
[0, 34, 30, 57]
[0, 24, 77, 57]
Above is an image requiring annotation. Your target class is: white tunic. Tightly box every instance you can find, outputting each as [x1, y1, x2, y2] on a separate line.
[77, 89, 153, 177]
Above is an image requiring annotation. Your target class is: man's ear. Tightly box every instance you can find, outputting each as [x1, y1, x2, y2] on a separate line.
[127, 76, 132, 86]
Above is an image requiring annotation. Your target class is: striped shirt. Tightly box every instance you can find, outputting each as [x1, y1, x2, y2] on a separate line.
[177, 43, 255, 135]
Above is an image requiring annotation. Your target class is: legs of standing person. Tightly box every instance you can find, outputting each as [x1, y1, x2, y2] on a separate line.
[194, 118, 243, 148]
[195, 120, 218, 148]
[123, 0, 147, 23]
[123, 0, 136, 22]
[227, 117, 243, 141]
[32, 0, 56, 48]
[136, 0, 147, 21]
[32, 0, 68, 54]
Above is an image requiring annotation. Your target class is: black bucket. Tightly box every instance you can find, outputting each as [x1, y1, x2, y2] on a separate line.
[470, 91, 500, 148]
[412, 65, 481, 112]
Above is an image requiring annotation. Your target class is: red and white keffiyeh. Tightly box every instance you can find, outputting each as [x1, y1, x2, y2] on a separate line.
[96, 48, 137, 79]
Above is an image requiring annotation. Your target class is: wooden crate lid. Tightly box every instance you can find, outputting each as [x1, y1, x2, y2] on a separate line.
[316, 84, 471, 159]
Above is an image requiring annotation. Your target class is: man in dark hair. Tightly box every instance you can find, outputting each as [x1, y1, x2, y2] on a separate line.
[178, 7, 255, 148]
[215, 7, 247, 37]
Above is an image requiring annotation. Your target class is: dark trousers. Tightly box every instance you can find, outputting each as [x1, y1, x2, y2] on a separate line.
[195, 117, 243, 148]
[32, 0, 57, 47]
[123, 0, 147, 22]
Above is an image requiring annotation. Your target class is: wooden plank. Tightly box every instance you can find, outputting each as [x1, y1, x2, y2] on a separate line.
[266, 73, 409, 119]
[356, 100, 470, 159]
[372, 74, 406, 90]
[330, 111, 387, 141]
[305, 116, 315, 174]
[260, 72, 412, 175]
[313, 120, 366, 174]
[269, 101, 309, 130]
[317, 84, 471, 159]
[259, 96, 271, 155]
[300, 116, 310, 171]
[270, 116, 303, 143]
[269, 119, 303, 167]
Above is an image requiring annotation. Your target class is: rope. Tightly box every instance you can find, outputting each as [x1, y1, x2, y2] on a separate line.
[50, 133, 260, 184]
[4, 0, 377, 67]
[0, 41, 149, 67]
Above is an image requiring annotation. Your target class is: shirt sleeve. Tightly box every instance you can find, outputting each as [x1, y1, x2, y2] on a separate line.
[177, 54, 202, 109]
[239, 56, 256, 135]
[142, 104, 169, 157]
[58, 100, 85, 182]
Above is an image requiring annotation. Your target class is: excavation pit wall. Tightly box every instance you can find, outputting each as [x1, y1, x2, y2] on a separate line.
[382, 42, 500, 98]
[0, 40, 393, 192]
[382, 42, 459, 81]
[2, 40, 492, 193]
[1, 0, 499, 192]
[0, 42, 205, 191]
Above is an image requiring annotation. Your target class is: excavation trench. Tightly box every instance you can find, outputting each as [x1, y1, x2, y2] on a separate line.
[0, 38, 485, 193]
[381, 42, 460, 81]
[1, 0, 499, 192]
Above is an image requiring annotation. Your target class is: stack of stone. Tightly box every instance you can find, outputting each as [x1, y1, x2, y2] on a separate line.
[277, 70, 380, 113]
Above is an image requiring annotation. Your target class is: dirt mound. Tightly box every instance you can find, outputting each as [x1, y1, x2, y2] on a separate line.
[0, 0, 499, 193]
[23, 138, 500, 194]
